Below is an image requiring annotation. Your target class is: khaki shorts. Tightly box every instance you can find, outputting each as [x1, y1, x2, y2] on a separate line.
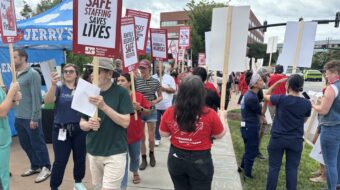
[88, 153, 127, 190]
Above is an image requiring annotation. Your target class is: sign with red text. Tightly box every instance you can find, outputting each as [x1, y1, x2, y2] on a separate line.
[198, 53, 206, 65]
[0, 0, 18, 43]
[178, 26, 191, 49]
[126, 9, 151, 55]
[177, 48, 185, 62]
[73, 0, 122, 57]
[120, 17, 138, 72]
[150, 28, 168, 61]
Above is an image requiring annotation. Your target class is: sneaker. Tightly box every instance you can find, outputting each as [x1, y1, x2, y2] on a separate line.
[74, 182, 87, 190]
[35, 167, 51, 183]
[149, 152, 156, 167]
[155, 140, 160, 146]
[257, 152, 267, 160]
[21, 168, 41, 177]
[309, 176, 326, 183]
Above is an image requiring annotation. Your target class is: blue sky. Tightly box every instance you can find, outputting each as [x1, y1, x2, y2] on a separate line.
[16, 0, 340, 43]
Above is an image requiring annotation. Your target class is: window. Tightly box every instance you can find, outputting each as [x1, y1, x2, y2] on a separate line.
[161, 21, 178, 27]
[168, 32, 178, 38]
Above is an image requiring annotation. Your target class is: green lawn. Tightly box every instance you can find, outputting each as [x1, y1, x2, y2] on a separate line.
[228, 111, 327, 190]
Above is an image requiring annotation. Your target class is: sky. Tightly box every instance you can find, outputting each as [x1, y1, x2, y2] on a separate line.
[15, 0, 340, 43]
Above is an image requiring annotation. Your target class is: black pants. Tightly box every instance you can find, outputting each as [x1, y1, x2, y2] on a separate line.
[50, 124, 86, 189]
[238, 94, 244, 104]
[168, 145, 214, 190]
[266, 137, 303, 190]
[240, 124, 259, 177]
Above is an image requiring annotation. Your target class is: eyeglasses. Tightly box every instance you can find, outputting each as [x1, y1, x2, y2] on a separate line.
[63, 70, 75, 74]
[87, 68, 109, 74]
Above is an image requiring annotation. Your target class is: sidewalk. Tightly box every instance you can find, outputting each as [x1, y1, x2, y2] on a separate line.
[9, 94, 242, 190]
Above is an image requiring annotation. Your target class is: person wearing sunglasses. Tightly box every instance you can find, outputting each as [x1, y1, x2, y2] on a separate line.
[44, 64, 87, 190]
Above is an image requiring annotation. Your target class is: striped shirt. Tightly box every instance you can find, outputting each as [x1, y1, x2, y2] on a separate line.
[135, 77, 161, 102]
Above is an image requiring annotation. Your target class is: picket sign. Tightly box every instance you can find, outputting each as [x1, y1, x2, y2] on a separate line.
[130, 72, 138, 120]
[266, 36, 278, 67]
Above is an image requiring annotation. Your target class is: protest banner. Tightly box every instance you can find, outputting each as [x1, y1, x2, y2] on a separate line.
[276, 21, 317, 73]
[178, 26, 191, 49]
[120, 16, 139, 120]
[211, 6, 250, 111]
[198, 53, 206, 65]
[169, 40, 178, 62]
[150, 28, 168, 61]
[205, 31, 211, 67]
[120, 17, 138, 72]
[266, 36, 278, 66]
[73, 0, 122, 58]
[126, 9, 151, 55]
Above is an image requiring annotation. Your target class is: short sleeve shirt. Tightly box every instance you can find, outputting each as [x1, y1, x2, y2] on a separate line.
[270, 95, 311, 139]
[54, 85, 81, 124]
[84, 84, 134, 156]
[241, 90, 262, 125]
[153, 74, 176, 110]
[135, 77, 161, 102]
[127, 92, 151, 144]
[160, 107, 224, 150]
[0, 89, 11, 148]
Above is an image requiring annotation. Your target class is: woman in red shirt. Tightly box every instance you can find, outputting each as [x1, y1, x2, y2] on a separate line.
[160, 75, 226, 190]
[117, 73, 151, 187]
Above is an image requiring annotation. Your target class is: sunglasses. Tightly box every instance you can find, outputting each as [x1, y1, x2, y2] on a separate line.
[63, 70, 75, 74]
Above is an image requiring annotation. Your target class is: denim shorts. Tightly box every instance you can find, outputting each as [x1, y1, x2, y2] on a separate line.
[141, 108, 157, 122]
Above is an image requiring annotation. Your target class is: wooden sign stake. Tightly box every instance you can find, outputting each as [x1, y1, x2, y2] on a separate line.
[292, 21, 304, 74]
[220, 6, 233, 111]
[130, 71, 138, 120]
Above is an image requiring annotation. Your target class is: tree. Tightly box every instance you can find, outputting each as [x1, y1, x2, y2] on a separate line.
[20, 1, 34, 19]
[185, 0, 226, 67]
[66, 51, 93, 74]
[311, 50, 340, 70]
[35, 0, 62, 15]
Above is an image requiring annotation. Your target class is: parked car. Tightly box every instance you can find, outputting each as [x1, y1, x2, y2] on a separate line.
[285, 67, 303, 77]
[304, 70, 323, 81]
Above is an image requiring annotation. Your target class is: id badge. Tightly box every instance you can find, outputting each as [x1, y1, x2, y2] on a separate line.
[58, 129, 67, 141]
[241, 121, 246, 127]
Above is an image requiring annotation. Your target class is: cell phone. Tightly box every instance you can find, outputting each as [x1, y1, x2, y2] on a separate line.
[54, 66, 62, 77]
[302, 92, 310, 99]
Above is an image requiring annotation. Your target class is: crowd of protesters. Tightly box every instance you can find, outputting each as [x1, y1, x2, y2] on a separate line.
[0, 48, 339, 190]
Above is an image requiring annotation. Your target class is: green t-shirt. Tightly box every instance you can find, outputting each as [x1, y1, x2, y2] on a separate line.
[84, 83, 134, 156]
[0, 89, 12, 149]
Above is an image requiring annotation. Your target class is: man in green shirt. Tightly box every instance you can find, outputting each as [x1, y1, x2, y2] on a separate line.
[80, 58, 134, 190]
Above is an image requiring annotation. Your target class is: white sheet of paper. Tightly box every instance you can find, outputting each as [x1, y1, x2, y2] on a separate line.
[210, 6, 250, 73]
[244, 57, 250, 70]
[71, 78, 101, 117]
[276, 21, 317, 69]
[40, 59, 56, 90]
[309, 136, 324, 165]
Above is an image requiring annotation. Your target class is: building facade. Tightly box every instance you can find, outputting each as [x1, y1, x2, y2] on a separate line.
[160, 10, 264, 44]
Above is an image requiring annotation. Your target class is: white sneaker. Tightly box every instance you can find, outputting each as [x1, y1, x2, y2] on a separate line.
[35, 167, 51, 183]
[74, 182, 87, 190]
[155, 140, 160, 146]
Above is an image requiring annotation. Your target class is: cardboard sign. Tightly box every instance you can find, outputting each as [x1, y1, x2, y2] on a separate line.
[0, 0, 18, 43]
[73, 0, 122, 57]
[178, 26, 191, 49]
[266, 36, 278, 53]
[126, 9, 151, 55]
[198, 53, 206, 65]
[169, 40, 178, 61]
[210, 6, 250, 72]
[276, 21, 317, 69]
[120, 17, 138, 72]
[205, 31, 211, 66]
[150, 28, 168, 61]
[178, 48, 185, 62]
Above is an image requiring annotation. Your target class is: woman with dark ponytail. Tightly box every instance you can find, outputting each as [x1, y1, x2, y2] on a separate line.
[159, 75, 226, 190]
[264, 74, 312, 190]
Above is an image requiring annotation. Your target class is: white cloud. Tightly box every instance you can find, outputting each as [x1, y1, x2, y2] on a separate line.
[60, 1, 72, 10]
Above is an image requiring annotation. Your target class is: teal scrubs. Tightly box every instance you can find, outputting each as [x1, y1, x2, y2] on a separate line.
[0, 88, 11, 190]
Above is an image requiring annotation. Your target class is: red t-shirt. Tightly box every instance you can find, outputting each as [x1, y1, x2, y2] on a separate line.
[160, 106, 224, 150]
[268, 74, 288, 106]
[204, 82, 220, 97]
[127, 92, 151, 144]
[239, 78, 248, 95]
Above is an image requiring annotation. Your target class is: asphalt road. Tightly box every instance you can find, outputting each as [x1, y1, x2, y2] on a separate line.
[303, 81, 325, 93]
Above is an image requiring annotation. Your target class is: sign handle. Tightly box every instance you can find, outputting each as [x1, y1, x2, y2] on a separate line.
[268, 52, 273, 67]
[9, 44, 19, 105]
[292, 21, 304, 74]
[159, 60, 163, 86]
[220, 6, 233, 111]
[92, 56, 100, 130]
[130, 72, 138, 120]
